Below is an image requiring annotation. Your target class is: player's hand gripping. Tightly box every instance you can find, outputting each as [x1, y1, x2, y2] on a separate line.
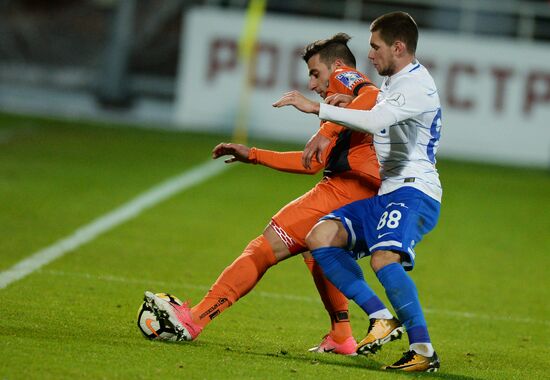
[302, 132, 330, 170]
[212, 143, 252, 164]
[272, 90, 320, 114]
[325, 93, 355, 108]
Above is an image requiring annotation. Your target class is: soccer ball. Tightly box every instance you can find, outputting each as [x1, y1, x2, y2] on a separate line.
[137, 292, 182, 341]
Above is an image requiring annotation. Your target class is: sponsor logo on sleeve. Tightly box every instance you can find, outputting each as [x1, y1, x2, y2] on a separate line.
[335, 71, 365, 90]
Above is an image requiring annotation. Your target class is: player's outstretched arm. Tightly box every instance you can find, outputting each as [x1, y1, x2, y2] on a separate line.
[272, 90, 320, 114]
[254, 149, 324, 174]
[212, 143, 252, 164]
[212, 142, 324, 174]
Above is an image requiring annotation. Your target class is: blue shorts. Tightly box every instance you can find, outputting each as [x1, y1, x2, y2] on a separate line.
[321, 187, 441, 270]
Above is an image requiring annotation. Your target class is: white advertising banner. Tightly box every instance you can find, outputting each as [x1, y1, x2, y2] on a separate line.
[175, 7, 550, 168]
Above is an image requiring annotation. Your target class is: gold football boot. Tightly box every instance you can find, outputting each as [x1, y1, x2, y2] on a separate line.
[356, 318, 404, 355]
[384, 350, 440, 372]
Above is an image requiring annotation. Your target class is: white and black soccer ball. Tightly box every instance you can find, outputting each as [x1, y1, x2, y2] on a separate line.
[137, 293, 183, 341]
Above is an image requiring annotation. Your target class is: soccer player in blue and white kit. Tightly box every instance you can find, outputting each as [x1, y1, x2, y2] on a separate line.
[273, 11, 442, 372]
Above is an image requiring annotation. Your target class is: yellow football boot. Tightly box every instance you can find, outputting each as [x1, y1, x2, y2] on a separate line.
[356, 318, 404, 355]
[384, 350, 440, 372]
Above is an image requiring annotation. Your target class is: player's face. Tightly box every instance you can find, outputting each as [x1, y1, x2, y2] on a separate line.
[306, 54, 332, 99]
[368, 30, 396, 76]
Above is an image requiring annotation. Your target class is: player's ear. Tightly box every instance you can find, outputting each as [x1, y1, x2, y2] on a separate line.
[333, 58, 346, 69]
[393, 41, 407, 56]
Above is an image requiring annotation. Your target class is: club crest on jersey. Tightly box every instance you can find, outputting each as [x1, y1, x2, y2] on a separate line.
[335, 71, 364, 90]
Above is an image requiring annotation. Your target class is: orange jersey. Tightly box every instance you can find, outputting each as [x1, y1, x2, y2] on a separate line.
[250, 66, 379, 182]
[250, 67, 381, 254]
[319, 66, 379, 180]
[318, 66, 378, 140]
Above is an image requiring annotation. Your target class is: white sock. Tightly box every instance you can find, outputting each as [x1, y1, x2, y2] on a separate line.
[369, 308, 394, 320]
[410, 343, 434, 357]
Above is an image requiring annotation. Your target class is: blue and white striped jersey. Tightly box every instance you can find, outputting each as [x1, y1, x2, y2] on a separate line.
[318, 60, 442, 202]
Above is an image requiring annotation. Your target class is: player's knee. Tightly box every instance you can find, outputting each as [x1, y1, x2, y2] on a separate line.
[370, 250, 401, 272]
[305, 227, 324, 250]
[305, 220, 347, 250]
[262, 225, 293, 262]
[243, 235, 278, 269]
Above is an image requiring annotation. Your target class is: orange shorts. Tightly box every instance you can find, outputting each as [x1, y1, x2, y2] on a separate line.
[270, 173, 379, 254]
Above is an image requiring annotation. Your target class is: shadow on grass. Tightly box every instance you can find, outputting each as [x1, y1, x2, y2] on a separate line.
[159, 339, 481, 380]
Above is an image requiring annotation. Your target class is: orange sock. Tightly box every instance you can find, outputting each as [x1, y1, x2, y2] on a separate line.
[191, 235, 277, 328]
[304, 257, 353, 343]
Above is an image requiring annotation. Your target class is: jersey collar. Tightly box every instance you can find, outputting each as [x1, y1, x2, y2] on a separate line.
[385, 59, 420, 86]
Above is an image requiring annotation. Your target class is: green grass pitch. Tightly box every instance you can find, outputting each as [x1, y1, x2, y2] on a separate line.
[0, 112, 548, 379]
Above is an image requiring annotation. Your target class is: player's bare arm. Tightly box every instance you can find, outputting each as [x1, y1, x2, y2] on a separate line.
[272, 90, 320, 114]
[212, 142, 252, 164]
[303, 89, 374, 170]
[302, 131, 330, 170]
[302, 94, 352, 168]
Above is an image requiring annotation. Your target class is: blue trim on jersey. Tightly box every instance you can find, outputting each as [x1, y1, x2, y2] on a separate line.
[409, 64, 421, 72]
[419, 109, 440, 115]
[427, 108, 442, 164]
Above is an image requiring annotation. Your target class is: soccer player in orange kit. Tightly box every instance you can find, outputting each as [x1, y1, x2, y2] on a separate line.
[145, 33, 403, 355]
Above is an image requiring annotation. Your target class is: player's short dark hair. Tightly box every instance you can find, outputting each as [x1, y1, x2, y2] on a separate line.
[370, 11, 418, 54]
[302, 33, 356, 68]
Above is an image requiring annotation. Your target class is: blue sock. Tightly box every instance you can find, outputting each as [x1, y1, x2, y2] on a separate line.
[312, 247, 386, 315]
[376, 262, 430, 344]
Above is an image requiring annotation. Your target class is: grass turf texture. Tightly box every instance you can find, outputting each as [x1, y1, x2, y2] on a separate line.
[0, 112, 548, 379]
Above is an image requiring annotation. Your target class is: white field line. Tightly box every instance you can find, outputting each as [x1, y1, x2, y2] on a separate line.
[0, 159, 228, 289]
[41, 269, 550, 327]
